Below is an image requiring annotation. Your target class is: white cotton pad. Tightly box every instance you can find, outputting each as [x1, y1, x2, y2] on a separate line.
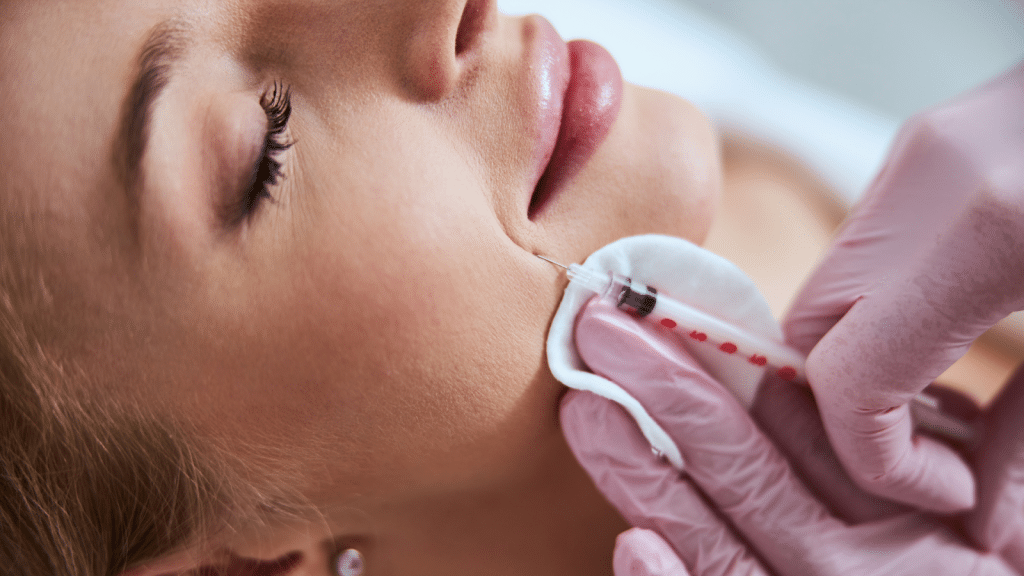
[546, 234, 782, 469]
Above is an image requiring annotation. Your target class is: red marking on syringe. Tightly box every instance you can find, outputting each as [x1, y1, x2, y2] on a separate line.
[777, 366, 798, 381]
[657, 311, 804, 380]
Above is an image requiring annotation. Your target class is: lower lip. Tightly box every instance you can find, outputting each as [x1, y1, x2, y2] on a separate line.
[528, 40, 623, 219]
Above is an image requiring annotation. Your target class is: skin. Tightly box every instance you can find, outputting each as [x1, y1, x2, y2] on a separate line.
[0, 0, 720, 574]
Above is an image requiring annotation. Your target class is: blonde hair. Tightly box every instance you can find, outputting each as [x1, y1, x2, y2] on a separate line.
[0, 285, 221, 575]
[0, 272, 309, 575]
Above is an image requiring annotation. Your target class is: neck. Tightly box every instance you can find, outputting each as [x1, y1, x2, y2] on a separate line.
[223, 408, 627, 575]
[379, 429, 627, 576]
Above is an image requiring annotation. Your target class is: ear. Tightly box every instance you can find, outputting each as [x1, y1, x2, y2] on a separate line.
[120, 550, 306, 576]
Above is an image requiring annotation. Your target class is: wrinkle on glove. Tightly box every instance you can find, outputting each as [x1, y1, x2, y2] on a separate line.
[563, 300, 1019, 576]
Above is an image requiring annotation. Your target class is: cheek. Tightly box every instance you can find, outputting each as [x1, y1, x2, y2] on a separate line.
[627, 86, 721, 242]
[284, 235, 560, 492]
[242, 144, 564, 493]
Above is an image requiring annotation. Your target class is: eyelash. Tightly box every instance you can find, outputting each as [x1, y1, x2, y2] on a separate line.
[227, 82, 293, 226]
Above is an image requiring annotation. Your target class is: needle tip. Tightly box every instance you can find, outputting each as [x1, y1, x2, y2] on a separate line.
[535, 254, 569, 270]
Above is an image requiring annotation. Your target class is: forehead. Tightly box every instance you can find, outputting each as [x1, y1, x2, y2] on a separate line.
[10, 0, 241, 272]
[0, 1, 184, 328]
[0, 1, 169, 229]
[0, 0, 292, 234]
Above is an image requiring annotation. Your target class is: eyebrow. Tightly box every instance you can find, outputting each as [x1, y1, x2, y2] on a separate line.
[114, 19, 190, 194]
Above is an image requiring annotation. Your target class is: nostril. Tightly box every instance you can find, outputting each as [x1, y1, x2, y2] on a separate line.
[455, 0, 488, 56]
[405, 0, 491, 100]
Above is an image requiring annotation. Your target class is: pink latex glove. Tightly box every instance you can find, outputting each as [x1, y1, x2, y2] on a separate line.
[783, 61, 1024, 513]
[563, 298, 1017, 576]
[614, 528, 691, 576]
[968, 363, 1024, 571]
[756, 351, 1024, 572]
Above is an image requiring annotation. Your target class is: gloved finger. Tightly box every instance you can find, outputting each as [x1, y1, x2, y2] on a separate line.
[805, 268, 979, 513]
[805, 156, 1024, 511]
[968, 362, 1024, 572]
[751, 373, 911, 523]
[752, 376, 984, 523]
[782, 64, 1024, 514]
[783, 61, 1024, 358]
[817, 514, 1021, 576]
[561, 390, 771, 576]
[574, 298, 846, 567]
[614, 528, 691, 576]
[781, 118, 969, 357]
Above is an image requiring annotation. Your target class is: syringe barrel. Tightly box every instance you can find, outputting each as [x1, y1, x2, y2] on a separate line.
[605, 276, 808, 382]
[570, 266, 978, 444]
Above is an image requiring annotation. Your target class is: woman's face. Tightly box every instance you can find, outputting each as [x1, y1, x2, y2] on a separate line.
[1, 0, 718, 526]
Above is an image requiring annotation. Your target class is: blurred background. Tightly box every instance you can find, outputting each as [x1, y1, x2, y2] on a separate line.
[498, 0, 1024, 205]
[677, 0, 1023, 119]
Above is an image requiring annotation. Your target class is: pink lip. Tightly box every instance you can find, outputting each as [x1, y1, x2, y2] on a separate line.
[526, 18, 623, 219]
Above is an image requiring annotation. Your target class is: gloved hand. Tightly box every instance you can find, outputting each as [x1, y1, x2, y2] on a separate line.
[562, 298, 1017, 576]
[613, 528, 691, 576]
[967, 363, 1024, 571]
[782, 61, 1024, 513]
[754, 351, 1024, 574]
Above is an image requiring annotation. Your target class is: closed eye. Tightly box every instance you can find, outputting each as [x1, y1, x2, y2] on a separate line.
[222, 82, 293, 227]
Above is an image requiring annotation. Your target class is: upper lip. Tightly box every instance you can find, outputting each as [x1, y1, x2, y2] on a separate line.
[524, 16, 570, 211]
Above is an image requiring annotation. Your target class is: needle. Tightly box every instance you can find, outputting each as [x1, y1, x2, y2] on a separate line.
[536, 254, 570, 270]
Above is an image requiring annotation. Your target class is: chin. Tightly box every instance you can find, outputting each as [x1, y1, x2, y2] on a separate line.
[537, 83, 722, 262]
[625, 84, 721, 244]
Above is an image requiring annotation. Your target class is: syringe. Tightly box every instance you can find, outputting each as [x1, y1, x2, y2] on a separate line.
[539, 255, 977, 444]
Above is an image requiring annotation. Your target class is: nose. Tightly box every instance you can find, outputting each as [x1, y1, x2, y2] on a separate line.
[402, 0, 495, 101]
